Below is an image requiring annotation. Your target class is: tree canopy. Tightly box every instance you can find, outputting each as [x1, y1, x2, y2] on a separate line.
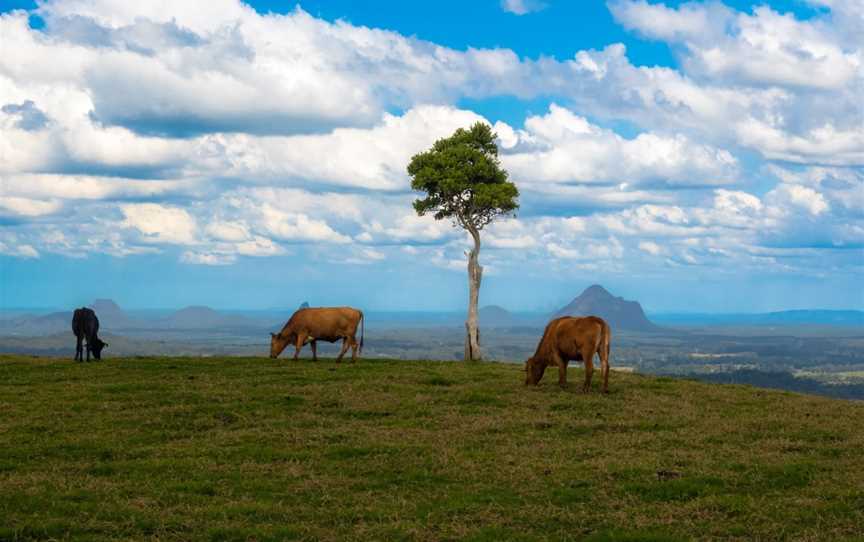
[407, 122, 519, 234]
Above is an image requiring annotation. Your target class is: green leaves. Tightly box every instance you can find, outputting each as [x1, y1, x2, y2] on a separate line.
[408, 122, 519, 231]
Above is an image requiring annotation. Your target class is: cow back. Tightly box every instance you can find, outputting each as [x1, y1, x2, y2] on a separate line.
[72, 308, 99, 338]
[535, 316, 606, 363]
[282, 307, 362, 337]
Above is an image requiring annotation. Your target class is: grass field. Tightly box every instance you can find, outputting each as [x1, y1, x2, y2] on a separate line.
[1, 355, 863, 541]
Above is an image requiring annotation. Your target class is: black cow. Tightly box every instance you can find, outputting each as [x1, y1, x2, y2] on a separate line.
[72, 308, 107, 361]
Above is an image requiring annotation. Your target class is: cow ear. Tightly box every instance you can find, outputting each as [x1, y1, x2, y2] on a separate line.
[270, 332, 276, 338]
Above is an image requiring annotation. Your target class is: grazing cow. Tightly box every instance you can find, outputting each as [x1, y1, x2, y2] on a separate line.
[524, 316, 611, 393]
[270, 307, 364, 363]
[72, 307, 107, 362]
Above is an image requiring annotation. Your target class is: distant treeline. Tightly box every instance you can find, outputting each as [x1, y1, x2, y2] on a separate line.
[690, 369, 864, 401]
[653, 310, 864, 326]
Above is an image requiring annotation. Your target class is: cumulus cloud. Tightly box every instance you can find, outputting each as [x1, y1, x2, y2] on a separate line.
[120, 203, 198, 244]
[0, 0, 859, 279]
[194, 106, 485, 190]
[259, 205, 351, 244]
[501, 104, 740, 187]
[766, 184, 830, 216]
[609, 0, 860, 90]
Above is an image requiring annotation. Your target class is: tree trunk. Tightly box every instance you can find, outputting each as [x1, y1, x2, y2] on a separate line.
[464, 229, 483, 361]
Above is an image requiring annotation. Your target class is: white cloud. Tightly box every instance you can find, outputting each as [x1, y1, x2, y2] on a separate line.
[609, 1, 861, 90]
[120, 203, 198, 244]
[0, 196, 61, 217]
[205, 220, 250, 242]
[767, 165, 863, 213]
[547, 237, 624, 260]
[502, 104, 740, 187]
[181, 251, 236, 266]
[1, 174, 192, 201]
[0, 0, 860, 277]
[196, 106, 485, 190]
[767, 184, 830, 216]
[608, 0, 730, 43]
[638, 241, 664, 255]
[259, 204, 350, 244]
[0, 237, 40, 258]
[501, 0, 547, 16]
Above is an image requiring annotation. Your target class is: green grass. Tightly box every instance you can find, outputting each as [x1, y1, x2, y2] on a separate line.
[1, 355, 863, 541]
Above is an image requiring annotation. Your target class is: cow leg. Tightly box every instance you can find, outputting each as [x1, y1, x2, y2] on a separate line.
[557, 362, 569, 389]
[311, 340, 318, 362]
[75, 336, 82, 361]
[550, 351, 566, 388]
[581, 347, 596, 393]
[335, 338, 349, 363]
[85, 338, 91, 362]
[350, 336, 358, 363]
[599, 340, 610, 394]
[293, 332, 307, 361]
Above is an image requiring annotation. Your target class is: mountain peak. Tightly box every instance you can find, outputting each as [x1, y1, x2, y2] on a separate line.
[91, 299, 122, 311]
[88, 298, 132, 327]
[579, 285, 614, 299]
[554, 285, 659, 332]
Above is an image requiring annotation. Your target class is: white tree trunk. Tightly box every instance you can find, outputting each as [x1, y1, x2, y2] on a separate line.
[464, 230, 482, 361]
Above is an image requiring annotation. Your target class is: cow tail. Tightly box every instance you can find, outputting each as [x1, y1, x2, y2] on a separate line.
[359, 311, 364, 354]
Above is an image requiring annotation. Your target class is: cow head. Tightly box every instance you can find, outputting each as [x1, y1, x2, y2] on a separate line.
[270, 332, 291, 359]
[91, 338, 107, 360]
[524, 356, 546, 385]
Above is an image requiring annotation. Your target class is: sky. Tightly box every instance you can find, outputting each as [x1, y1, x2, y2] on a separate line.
[0, 0, 862, 313]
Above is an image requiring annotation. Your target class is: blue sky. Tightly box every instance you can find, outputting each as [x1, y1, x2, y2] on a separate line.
[0, 0, 861, 312]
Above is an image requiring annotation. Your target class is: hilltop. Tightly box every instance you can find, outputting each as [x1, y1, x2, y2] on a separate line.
[0, 299, 264, 335]
[1, 355, 862, 541]
[555, 285, 660, 331]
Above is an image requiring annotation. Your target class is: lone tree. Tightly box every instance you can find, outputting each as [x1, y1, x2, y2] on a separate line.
[408, 122, 519, 361]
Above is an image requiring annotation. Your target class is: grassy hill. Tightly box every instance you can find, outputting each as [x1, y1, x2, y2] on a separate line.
[1, 355, 862, 541]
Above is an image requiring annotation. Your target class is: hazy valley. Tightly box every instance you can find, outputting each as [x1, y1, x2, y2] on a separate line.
[4, 287, 863, 400]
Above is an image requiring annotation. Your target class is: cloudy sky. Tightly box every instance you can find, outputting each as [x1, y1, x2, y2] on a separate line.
[1, 0, 861, 312]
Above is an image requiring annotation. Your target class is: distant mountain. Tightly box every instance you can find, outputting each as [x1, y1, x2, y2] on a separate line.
[89, 299, 134, 329]
[163, 306, 257, 329]
[554, 285, 660, 332]
[479, 305, 516, 327]
[0, 298, 136, 335]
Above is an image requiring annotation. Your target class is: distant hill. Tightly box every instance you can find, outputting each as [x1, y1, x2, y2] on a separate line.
[479, 305, 516, 327]
[554, 285, 660, 332]
[0, 298, 136, 336]
[162, 306, 257, 329]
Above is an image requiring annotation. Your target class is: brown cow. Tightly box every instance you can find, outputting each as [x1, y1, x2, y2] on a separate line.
[270, 307, 364, 362]
[524, 316, 611, 393]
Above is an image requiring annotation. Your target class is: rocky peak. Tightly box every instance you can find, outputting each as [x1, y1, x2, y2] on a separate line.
[554, 285, 659, 332]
